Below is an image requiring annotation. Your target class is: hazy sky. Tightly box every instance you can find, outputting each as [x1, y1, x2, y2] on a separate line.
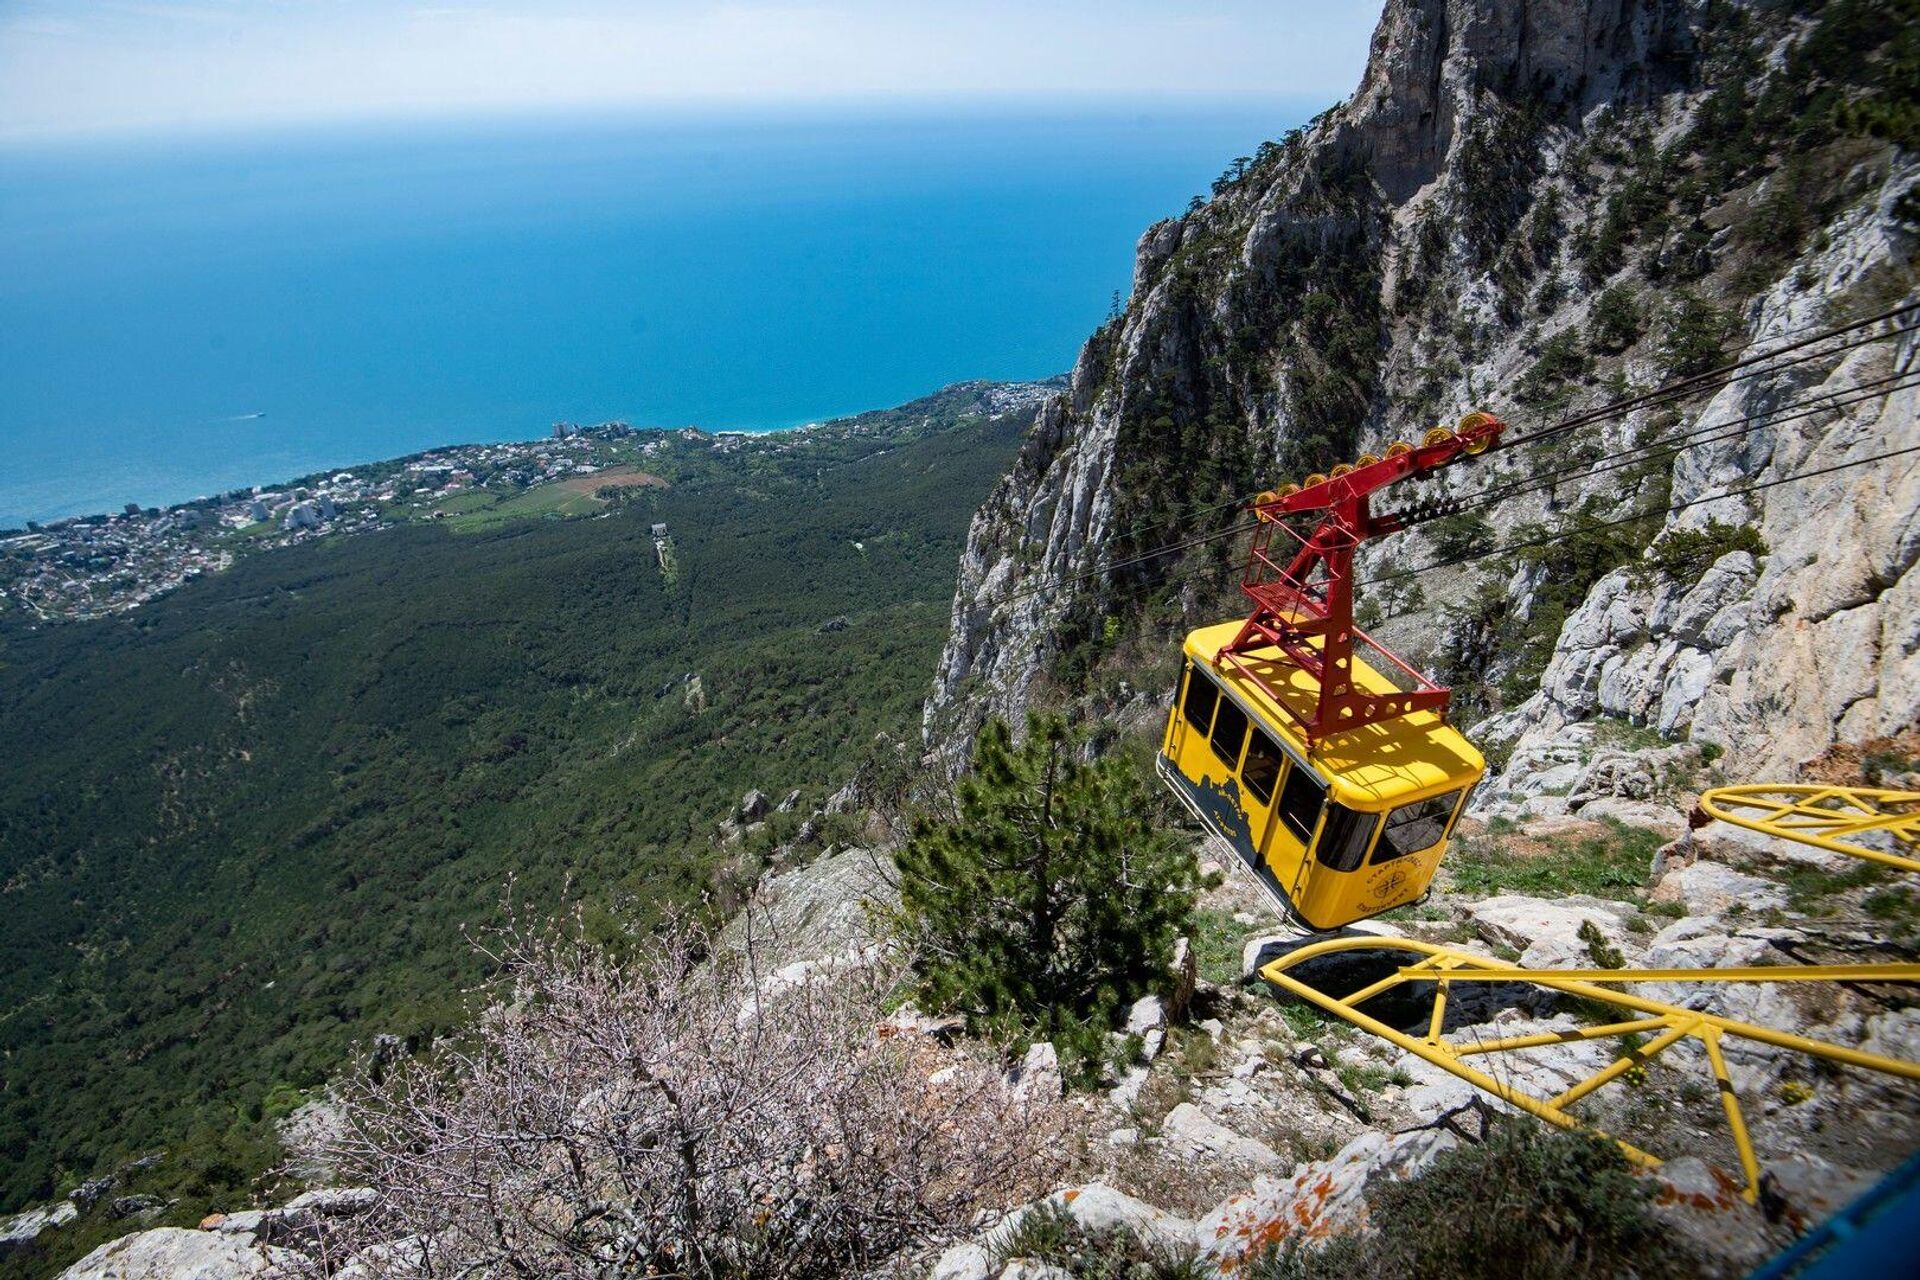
[0, 1, 1384, 142]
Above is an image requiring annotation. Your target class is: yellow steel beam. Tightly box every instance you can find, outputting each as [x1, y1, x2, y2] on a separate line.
[1698, 784, 1920, 872]
[1702, 1027, 1763, 1196]
[1258, 947, 1663, 1170]
[1417, 963, 1920, 985]
[1257, 935, 1920, 1202]
[1549, 1020, 1695, 1109]
[1449, 1016, 1673, 1056]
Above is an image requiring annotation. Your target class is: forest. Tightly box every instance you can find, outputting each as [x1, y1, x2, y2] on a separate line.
[0, 385, 1033, 1231]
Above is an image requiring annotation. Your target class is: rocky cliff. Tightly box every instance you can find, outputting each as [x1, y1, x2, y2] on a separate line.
[927, 0, 1918, 788]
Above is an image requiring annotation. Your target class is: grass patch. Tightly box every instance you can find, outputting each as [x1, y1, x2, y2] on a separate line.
[1449, 818, 1662, 902]
[443, 483, 604, 532]
[1275, 999, 1338, 1040]
[1590, 716, 1667, 753]
[1779, 861, 1889, 916]
[1865, 885, 1919, 922]
[1191, 907, 1262, 985]
[1335, 1062, 1406, 1096]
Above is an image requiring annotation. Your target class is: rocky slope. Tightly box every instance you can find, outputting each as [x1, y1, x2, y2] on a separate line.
[926, 0, 1919, 791]
[35, 809, 1916, 1278]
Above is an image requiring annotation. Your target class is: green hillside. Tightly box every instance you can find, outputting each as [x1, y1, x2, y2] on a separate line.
[0, 385, 1034, 1231]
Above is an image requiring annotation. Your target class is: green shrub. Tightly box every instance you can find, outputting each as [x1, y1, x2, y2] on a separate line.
[1247, 1119, 1698, 1279]
[1657, 292, 1734, 378]
[1578, 919, 1625, 969]
[1640, 517, 1767, 584]
[1515, 329, 1592, 409]
[1590, 285, 1643, 353]
[992, 1201, 1210, 1279]
[1428, 511, 1493, 562]
[892, 716, 1203, 1081]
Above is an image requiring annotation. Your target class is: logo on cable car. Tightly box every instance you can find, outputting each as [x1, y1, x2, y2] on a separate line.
[1367, 866, 1412, 903]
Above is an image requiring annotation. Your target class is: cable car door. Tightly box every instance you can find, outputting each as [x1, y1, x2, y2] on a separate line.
[1242, 728, 1315, 904]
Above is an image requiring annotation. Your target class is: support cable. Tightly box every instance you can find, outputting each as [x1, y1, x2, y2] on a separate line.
[1499, 303, 1920, 451]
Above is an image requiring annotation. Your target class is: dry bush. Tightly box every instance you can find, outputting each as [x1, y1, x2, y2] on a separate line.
[298, 915, 1066, 1278]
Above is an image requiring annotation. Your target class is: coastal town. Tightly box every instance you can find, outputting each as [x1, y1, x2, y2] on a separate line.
[0, 422, 649, 622]
[0, 380, 1059, 624]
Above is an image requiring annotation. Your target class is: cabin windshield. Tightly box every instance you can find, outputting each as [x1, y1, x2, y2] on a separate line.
[1372, 788, 1465, 863]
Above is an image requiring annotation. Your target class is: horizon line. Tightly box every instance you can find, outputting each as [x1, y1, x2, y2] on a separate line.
[0, 89, 1341, 152]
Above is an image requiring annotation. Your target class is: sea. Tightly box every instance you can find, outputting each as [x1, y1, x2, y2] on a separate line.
[0, 98, 1318, 528]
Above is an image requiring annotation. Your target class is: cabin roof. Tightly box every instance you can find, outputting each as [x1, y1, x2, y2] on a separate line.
[1182, 619, 1484, 808]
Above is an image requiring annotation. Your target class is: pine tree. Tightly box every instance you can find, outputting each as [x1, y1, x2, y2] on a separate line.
[892, 716, 1202, 1073]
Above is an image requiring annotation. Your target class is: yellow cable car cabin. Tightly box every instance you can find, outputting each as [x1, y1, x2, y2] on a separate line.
[1158, 620, 1484, 931]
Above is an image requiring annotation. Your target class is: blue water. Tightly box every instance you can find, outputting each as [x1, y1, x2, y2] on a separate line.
[0, 99, 1316, 527]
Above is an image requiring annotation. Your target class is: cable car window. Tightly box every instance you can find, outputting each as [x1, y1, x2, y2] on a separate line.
[1317, 803, 1376, 871]
[1181, 665, 1220, 735]
[1373, 789, 1466, 863]
[1209, 696, 1249, 770]
[1241, 730, 1283, 805]
[1277, 764, 1325, 843]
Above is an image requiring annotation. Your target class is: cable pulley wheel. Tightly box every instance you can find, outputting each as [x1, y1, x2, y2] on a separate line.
[1457, 410, 1497, 454]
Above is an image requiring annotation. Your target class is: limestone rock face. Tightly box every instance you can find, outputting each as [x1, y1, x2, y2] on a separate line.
[57, 1228, 298, 1280]
[923, 0, 1918, 806]
[1484, 247, 1920, 782]
[1648, 860, 1786, 916]
[715, 844, 896, 971]
[1196, 1129, 1459, 1267]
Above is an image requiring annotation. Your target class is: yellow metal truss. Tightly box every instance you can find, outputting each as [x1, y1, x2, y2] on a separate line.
[1696, 784, 1920, 873]
[1258, 936, 1920, 1201]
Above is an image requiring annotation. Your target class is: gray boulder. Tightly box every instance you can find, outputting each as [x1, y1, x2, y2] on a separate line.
[109, 1195, 164, 1220]
[1045, 1183, 1196, 1253]
[1124, 994, 1167, 1062]
[1167, 935, 1198, 1020]
[928, 1241, 992, 1280]
[1197, 1129, 1458, 1268]
[0, 1201, 77, 1255]
[1161, 1102, 1284, 1169]
[1650, 860, 1787, 916]
[1012, 1042, 1062, 1100]
[57, 1228, 299, 1279]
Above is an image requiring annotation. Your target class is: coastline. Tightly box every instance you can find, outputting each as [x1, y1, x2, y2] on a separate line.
[0, 377, 1060, 623]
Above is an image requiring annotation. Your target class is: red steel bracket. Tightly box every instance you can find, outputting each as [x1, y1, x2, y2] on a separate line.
[1218, 412, 1504, 748]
